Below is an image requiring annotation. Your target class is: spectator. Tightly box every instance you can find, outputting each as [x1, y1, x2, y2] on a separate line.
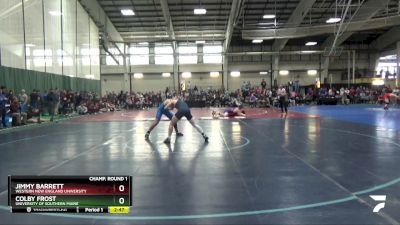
[18, 89, 28, 111]
[77, 102, 88, 115]
[249, 93, 257, 107]
[277, 86, 288, 114]
[30, 89, 39, 108]
[0, 86, 8, 128]
[7, 89, 15, 103]
[10, 96, 26, 126]
[47, 89, 58, 122]
[261, 79, 267, 90]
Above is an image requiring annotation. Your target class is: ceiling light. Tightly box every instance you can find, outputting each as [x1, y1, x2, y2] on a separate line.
[196, 40, 205, 44]
[230, 71, 240, 77]
[258, 22, 277, 25]
[307, 70, 317, 76]
[379, 55, 396, 60]
[326, 17, 341, 23]
[194, 8, 206, 15]
[162, 72, 171, 78]
[133, 73, 143, 79]
[49, 11, 62, 16]
[279, 70, 289, 76]
[301, 50, 318, 54]
[121, 9, 135, 16]
[252, 39, 263, 43]
[260, 71, 268, 75]
[305, 42, 317, 46]
[263, 14, 276, 19]
[25, 44, 35, 47]
[182, 72, 192, 78]
[210, 72, 220, 78]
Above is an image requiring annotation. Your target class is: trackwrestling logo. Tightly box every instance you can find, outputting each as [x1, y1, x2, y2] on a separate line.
[369, 195, 386, 213]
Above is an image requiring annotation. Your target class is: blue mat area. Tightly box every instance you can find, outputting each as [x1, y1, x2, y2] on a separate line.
[290, 105, 400, 130]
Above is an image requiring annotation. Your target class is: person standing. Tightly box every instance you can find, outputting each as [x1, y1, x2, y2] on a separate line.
[18, 89, 28, 111]
[261, 79, 267, 90]
[0, 86, 8, 128]
[277, 86, 288, 114]
[54, 88, 60, 116]
[47, 89, 57, 122]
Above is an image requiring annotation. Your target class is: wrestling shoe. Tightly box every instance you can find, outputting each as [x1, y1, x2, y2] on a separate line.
[176, 132, 184, 137]
[164, 137, 171, 144]
[145, 132, 150, 140]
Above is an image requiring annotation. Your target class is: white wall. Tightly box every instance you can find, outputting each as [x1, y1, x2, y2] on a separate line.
[131, 75, 174, 93]
[101, 74, 125, 95]
[101, 67, 362, 94]
[180, 72, 223, 90]
[101, 73, 224, 95]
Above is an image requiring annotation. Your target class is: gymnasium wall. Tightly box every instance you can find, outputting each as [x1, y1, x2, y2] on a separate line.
[101, 71, 342, 95]
[101, 61, 354, 95]
[101, 73, 222, 95]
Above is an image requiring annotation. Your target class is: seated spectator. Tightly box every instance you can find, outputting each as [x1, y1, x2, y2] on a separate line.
[10, 96, 27, 126]
[249, 93, 257, 107]
[289, 91, 297, 106]
[257, 94, 269, 108]
[27, 105, 41, 122]
[77, 102, 88, 115]
[10, 97, 20, 126]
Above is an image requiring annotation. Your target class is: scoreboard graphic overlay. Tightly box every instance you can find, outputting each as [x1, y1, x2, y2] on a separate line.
[8, 176, 132, 214]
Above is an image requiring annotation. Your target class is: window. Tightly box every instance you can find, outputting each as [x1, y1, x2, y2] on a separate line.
[155, 45, 173, 65]
[376, 62, 397, 79]
[105, 48, 124, 65]
[376, 55, 398, 79]
[80, 48, 91, 66]
[32, 49, 52, 67]
[106, 55, 124, 65]
[203, 44, 222, 64]
[178, 45, 197, 64]
[130, 45, 149, 65]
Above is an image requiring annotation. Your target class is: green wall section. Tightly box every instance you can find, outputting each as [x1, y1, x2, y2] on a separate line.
[0, 66, 100, 94]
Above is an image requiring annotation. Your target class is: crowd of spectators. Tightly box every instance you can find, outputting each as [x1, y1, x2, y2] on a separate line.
[101, 79, 399, 111]
[0, 86, 109, 128]
[305, 85, 400, 105]
[1, 80, 398, 129]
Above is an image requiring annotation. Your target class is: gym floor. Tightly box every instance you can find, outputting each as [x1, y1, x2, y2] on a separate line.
[0, 105, 399, 225]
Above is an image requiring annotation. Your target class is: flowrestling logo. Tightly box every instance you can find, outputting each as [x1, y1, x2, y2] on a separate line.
[369, 195, 387, 213]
